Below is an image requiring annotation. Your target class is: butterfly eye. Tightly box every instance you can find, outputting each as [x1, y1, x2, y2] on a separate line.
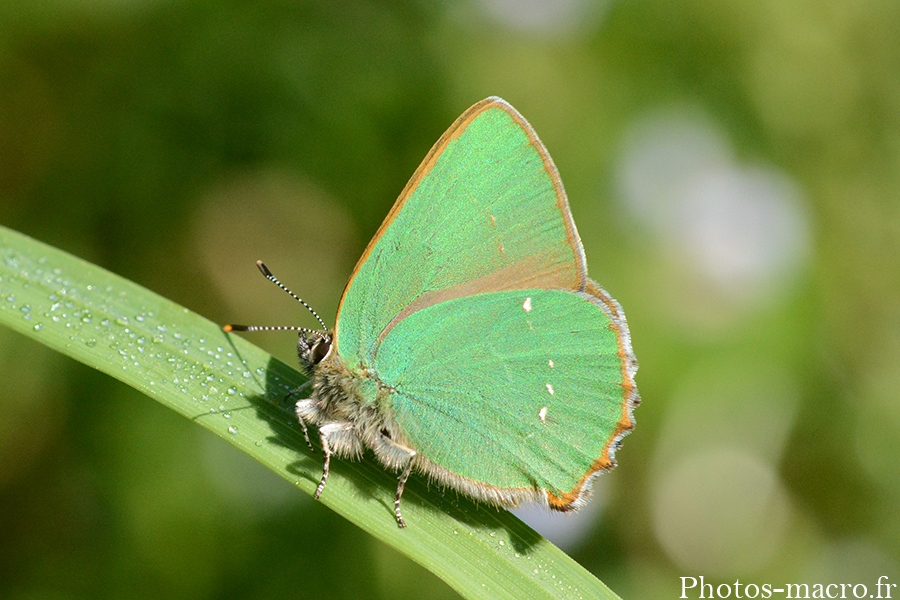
[297, 331, 332, 372]
[308, 334, 332, 366]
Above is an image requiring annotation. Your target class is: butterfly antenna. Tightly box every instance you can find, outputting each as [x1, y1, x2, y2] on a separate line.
[223, 261, 329, 337]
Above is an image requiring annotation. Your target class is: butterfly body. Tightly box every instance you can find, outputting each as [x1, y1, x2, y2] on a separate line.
[230, 97, 639, 527]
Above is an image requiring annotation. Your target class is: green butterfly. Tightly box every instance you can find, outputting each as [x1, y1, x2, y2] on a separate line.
[228, 97, 639, 527]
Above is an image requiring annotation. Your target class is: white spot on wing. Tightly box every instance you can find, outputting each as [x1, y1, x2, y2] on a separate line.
[539, 406, 548, 423]
[546, 383, 554, 395]
[548, 359, 555, 368]
[522, 297, 532, 312]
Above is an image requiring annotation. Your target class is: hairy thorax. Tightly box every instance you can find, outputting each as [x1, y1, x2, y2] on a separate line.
[303, 352, 409, 468]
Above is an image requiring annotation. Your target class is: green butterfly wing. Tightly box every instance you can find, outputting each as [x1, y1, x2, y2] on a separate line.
[332, 97, 638, 506]
[374, 287, 635, 505]
[334, 98, 587, 368]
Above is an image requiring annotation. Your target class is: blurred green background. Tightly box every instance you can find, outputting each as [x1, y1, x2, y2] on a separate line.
[2, 0, 899, 598]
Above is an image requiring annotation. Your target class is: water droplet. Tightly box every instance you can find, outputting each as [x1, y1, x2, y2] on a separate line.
[33, 323, 43, 332]
[227, 387, 237, 395]
[228, 426, 238, 435]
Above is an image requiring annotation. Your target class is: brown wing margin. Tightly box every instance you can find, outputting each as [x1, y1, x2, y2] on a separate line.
[547, 280, 640, 510]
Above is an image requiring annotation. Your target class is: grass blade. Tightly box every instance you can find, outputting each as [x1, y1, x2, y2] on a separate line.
[0, 224, 620, 600]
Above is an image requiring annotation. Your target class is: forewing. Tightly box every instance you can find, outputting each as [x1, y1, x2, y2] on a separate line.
[334, 98, 588, 369]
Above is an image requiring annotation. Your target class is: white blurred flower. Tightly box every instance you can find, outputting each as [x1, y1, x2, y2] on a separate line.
[616, 108, 811, 316]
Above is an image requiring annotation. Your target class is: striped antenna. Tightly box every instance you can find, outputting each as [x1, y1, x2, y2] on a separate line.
[223, 261, 329, 337]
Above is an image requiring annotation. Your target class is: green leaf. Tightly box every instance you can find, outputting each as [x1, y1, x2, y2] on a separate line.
[0, 224, 621, 600]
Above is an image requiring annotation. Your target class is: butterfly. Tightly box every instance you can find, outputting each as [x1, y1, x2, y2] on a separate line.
[225, 97, 639, 527]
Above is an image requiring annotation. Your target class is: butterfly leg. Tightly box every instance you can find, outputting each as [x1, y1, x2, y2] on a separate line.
[372, 436, 417, 528]
[294, 397, 320, 452]
[394, 462, 413, 528]
[314, 422, 362, 500]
